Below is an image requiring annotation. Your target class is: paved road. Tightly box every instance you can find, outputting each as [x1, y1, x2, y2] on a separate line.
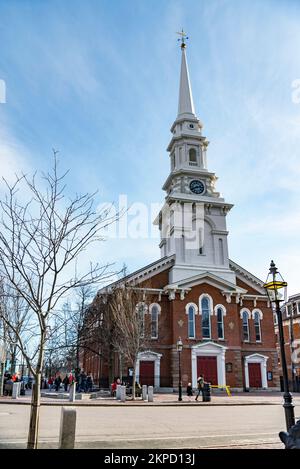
[0, 403, 298, 448]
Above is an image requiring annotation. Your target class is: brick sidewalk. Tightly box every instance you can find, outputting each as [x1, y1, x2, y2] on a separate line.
[1, 391, 300, 407]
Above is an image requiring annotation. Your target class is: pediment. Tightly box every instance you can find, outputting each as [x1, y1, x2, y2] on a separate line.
[166, 271, 247, 294]
[191, 341, 227, 351]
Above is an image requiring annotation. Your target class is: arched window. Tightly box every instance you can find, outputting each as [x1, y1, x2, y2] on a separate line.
[189, 148, 197, 165]
[254, 311, 262, 342]
[136, 302, 147, 338]
[150, 304, 159, 339]
[201, 297, 211, 338]
[188, 305, 196, 338]
[216, 306, 225, 339]
[241, 310, 250, 342]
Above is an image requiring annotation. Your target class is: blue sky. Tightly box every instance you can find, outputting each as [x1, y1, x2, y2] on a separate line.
[1, 0, 300, 294]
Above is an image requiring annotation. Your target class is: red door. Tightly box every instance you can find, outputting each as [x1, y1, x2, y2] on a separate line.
[248, 363, 262, 388]
[139, 361, 155, 386]
[197, 356, 218, 385]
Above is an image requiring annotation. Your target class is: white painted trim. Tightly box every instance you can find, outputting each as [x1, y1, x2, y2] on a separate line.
[215, 305, 226, 339]
[251, 308, 263, 320]
[149, 303, 161, 314]
[185, 302, 198, 314]
[136, 351, 163, 389]
[244, 353, 269, 389]
[149, 303, 160, 339]
[199, 293, 214, 316]
[240, 308, 251, 319]
[214, 304, 227, 316]
[186, 304, 196, 339]
[191, 341, 226, 388]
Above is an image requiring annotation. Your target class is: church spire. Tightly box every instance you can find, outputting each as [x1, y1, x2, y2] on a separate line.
[176, 30, 196, 119]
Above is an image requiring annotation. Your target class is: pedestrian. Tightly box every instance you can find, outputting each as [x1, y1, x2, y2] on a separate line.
[63, 374, 69, 392]
[186, 382, 193, 401]
[54, 375, 62, 392]
[86, 372, 93, 393]
[195, 375, 204, 401]
[48, 376, 53, 391]
[79, 370, 87, 393]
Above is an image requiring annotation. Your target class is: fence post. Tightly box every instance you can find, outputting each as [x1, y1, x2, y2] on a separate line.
[12, 382, 21, 399]
[69, 383, 76, 402]
[116, 384, 121, 400]
[59, 407, 76, 449]
[120, 385, 126, 402]
[148, 386, 153, 402]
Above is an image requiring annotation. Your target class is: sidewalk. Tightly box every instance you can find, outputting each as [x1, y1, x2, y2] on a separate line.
[1, 390, 300, 407]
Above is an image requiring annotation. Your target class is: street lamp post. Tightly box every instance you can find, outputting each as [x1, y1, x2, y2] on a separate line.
[264, 260, 295, 431]
[290, 302, 297, 392]
[176, 337, 183, 402]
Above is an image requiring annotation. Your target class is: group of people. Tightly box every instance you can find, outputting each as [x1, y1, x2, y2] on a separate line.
[47, 370, 93, 393]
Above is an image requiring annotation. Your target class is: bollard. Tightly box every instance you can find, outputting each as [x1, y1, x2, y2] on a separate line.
[59, 407, 76, 449]
[12, 382, 21, 399]
[120, 385, 126, 402]
[148, 386, 154, 402]
[69, 383, 76, 402]
[142, 384, 147, 401]
[116, 384, 121, 400]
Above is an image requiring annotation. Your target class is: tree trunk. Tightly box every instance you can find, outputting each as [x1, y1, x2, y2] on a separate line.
[27, 333, 45, 449]
[10, 349, 16, 374]
[0, 361, 5, 396]
[108, 346, 114, 386]
[132, 360, 137, 401]
[27, 374, 41, 449]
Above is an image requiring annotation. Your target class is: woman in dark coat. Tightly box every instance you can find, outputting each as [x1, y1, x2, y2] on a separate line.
[63, 375, 69, 392]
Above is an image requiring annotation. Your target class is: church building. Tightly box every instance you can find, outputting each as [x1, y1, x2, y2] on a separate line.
[81, 36, 279, 392]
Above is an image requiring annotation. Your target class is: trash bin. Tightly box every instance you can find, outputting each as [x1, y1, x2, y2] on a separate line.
[202, 383, 211, 402]
[20, 382, 26, 396]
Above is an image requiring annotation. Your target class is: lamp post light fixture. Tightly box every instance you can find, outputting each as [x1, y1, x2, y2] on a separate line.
[264, 260, 295, 431]
[176, 337, 183, 402]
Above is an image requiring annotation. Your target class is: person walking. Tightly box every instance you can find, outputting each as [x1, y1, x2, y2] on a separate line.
[63, 374, 69, 392]
[195, 375, 204, 401]
[186, 382, 193, 401]
[54, 375, 62, 392]
[86, 373, 93, 393]
[79, 370, 87, 393]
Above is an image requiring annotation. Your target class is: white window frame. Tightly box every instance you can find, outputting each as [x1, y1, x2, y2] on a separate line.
[149, 303, 161, 339]
[136, 302, 148, 338]
[240, 308, 250, 342]
[199, 294, 213, 339]
[253, 309, 262, 343]
[185, 303, 198, 339]
[214, 304, 226, 340]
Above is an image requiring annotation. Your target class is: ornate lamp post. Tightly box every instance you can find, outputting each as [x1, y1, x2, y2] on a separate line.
[264, 260, 295, 430]
[176, 337, 183, 402]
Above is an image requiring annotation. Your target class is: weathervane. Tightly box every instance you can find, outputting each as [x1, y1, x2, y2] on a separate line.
[176, 29, 189, 49]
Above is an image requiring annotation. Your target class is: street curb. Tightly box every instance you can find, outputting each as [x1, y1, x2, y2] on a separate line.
[0, 400, 281, 407]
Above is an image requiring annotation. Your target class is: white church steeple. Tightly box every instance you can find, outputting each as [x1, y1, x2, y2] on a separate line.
[177, 35, 196, 119]
[154, 33, 236, 286]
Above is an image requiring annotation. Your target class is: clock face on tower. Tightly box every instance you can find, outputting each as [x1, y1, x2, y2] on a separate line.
[189, 180, 205, 195]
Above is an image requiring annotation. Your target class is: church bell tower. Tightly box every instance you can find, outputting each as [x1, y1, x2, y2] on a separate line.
[155, 32, 236, 285]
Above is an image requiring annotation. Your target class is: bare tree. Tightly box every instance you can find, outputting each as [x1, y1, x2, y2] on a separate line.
[109, 284, 151, 400]
[0, 153, 117, 449]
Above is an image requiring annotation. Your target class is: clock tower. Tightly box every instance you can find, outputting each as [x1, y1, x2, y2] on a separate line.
[155, 34, 236, 285]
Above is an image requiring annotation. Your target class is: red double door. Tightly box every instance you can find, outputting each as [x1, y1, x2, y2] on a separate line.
[139, 361, 155, 386]
[248, 363, 262, 388]
[197, 356, 218, 385]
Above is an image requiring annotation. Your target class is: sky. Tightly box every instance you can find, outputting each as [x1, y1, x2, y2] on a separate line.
[0, 0, 300, 295]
